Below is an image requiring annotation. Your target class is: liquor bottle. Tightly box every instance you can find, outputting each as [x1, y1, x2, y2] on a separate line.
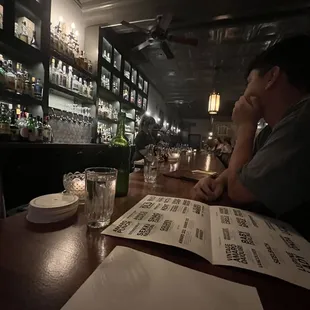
[97, 128, 102, 144]
[107, 52, 111, 63]
[19, 21, 29, 44]
[82, 80, 88, 96]
[83, 53, 88, 70]
[0, 54, 6, 87]
[49, 58, 56, 84]
[111, 112, 130, 197]
[34, 79, 43, 100]
[55, 60, 63, 86]
[18, 108, 28, 141]
[0, 5, 3, 29]
[36, 116, 43, 142]
[62, 65, 67, 88]
[50, 23, 55, 50]
[72, 75, 79, 93]
[23, 71, 32, 96]
[31, 31, 38, 48]
[43, 116, 53, 143]
[0, 104, 10, 142]
[14, 22, 20, 38]
[27, 114, 36, 142]
[5, 60, 16, 92]
[15, 63, 24, 94]
[16, 104, 21, 117]
[77, 50, 85, 68]
[67, 66, 73, 89]
[103, 50, 107, 60]
[78, 77, 83, 94]
[10, 110, 20, 142]
[88, 81, 93, 99]
[88, 60, 93, 73]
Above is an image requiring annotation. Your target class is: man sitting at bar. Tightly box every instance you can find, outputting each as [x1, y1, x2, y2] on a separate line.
[192, 35, 310, 239]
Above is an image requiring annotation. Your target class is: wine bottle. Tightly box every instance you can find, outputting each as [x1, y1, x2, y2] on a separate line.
[111, 112, 130, 197]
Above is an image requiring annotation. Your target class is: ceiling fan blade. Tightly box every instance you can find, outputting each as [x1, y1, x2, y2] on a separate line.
[158, 13, 172, 31]
[133, 40, 152, 51]
[168, 35, 198, 46]
[121, 20, 149, 34]
[161, 41, 174, 59]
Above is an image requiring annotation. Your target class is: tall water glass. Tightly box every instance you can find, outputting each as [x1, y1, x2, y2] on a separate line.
[144, 157, 158, 184]
[85, 167, 117, 228]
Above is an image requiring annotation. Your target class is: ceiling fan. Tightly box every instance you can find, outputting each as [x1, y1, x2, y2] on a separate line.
[121, 14, 198, 59]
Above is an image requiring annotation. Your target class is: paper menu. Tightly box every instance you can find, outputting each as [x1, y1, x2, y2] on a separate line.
[210, 206, 310, 290]
[61, 246, 263, 310]
[103, 195, 310, 290]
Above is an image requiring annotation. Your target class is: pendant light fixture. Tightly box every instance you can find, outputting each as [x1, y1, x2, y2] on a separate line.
[208, 91, 220, 114]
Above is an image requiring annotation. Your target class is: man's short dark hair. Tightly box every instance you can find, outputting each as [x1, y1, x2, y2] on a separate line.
[246, 35, 310, 92]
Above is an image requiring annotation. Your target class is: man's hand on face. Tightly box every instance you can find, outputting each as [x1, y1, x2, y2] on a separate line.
[192, 177, 224, 202]
[232, 96, 262, 131]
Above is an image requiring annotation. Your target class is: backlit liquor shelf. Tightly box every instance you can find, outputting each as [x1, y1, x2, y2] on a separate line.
[0, 0, 150, 146]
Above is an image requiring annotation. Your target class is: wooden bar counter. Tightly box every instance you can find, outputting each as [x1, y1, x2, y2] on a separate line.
[0, 153, 309, 309]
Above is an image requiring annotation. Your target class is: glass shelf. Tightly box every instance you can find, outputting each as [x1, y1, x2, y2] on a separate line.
[101, 67, 111, 90]
[131, 68, 137, 84]
[102, 37, 112, 63]
[130, 89, 136, 105]
[112, 75, 120, 95]
[15, 0, 42, 50]
[123, 82, 129, 101]
[113, 48, 121, 71]
[124, 61, 131, 80]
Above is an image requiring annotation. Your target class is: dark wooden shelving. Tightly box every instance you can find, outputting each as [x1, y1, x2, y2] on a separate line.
[51, 49, 96, 81]
[49, 83, 95, 105]
[0, 31, 45, 65]
[0, 88, 43, 105]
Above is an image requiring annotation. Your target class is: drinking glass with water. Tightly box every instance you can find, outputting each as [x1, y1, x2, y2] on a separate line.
[144, 145, 158, 183]
[85, 167, 117, 228]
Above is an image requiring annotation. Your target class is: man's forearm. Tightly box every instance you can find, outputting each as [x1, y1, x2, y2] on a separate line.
[227, 125, 256, 202]
[215, 169, 228, 187]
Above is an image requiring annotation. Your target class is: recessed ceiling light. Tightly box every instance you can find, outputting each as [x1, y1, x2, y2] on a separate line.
[168, 71, 176, 76]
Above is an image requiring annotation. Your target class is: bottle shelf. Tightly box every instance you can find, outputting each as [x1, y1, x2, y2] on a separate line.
[51, 49, 96, 81]
[0, 88, 42, 106]
[97, 116, 118, 124]
[49, 83, 95, 105]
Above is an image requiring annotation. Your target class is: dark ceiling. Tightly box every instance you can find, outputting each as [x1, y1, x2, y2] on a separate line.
[79, 0, 310, 119]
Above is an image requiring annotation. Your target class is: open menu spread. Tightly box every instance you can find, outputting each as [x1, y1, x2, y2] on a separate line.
[103, 195, 310, 290]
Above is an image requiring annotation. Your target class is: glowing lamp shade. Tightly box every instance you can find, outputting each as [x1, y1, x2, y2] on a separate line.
[208, 92, 220, 115]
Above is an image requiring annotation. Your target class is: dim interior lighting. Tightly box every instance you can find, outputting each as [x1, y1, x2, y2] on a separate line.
[163, 121, 167, 127]
[59, 16, 63, 23]
[167, 122, 169, 126]
[208, 91, 220, 115]
[208, 132, 213, 136]
[71, 23, 76, 30]
[145, 111, 150, 116]
[157, 118, 161, 122]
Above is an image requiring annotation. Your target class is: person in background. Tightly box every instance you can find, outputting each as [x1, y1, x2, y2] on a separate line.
[133, 115, 156, 161]
[192, 35, 310, 239]
[222, 138, 233, 154]
[215, 138, 224, 154]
